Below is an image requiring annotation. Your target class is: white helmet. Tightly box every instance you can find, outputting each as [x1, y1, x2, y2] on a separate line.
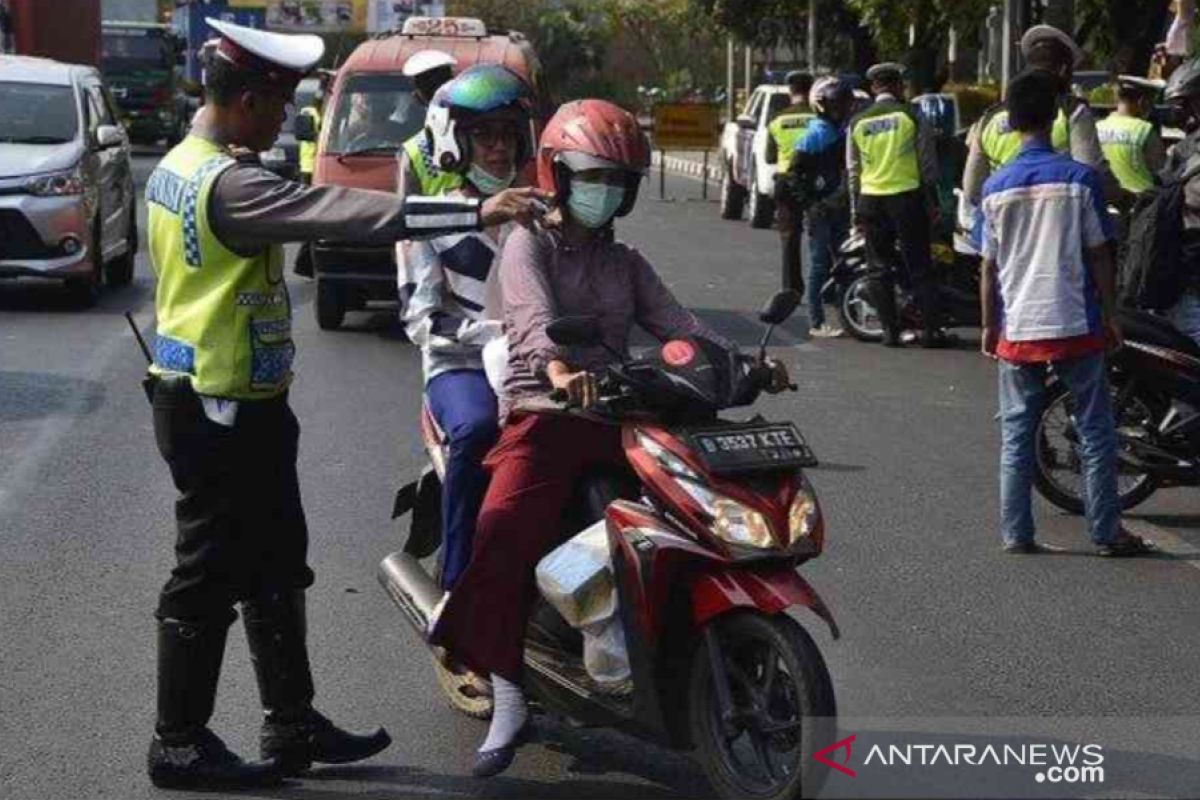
[402, 49, 456, 78]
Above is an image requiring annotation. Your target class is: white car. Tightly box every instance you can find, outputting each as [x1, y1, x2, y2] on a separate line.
[719, 84, 791, 228]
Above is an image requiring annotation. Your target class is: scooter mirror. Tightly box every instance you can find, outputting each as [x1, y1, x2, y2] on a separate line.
[546, 315, 603, 347]
[759, 290, 801, 326]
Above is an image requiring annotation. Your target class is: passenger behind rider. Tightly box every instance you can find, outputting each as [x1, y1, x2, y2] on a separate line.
[397, 65, 536, 590]
[428, 99, 789, 778]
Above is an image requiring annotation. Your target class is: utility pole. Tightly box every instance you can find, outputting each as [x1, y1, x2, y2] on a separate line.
[744, 43, 752, 97]
[726, 36, 735, 120]
[807, 0, 816, 73]
[1001, 0, 1034, 97]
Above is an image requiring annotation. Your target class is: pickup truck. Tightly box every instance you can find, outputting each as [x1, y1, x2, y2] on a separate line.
[718, 84, 790, 228]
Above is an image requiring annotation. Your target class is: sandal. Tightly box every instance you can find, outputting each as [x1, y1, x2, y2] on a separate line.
[1096, 533, 1155, 557]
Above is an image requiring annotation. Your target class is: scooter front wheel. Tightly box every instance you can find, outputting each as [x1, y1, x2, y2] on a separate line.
[432, 655, 493, 720]
[838, 275, 884, 342]
[689, 611, 836, 800]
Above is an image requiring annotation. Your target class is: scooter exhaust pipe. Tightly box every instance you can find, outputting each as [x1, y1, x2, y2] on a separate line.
[377, 551, 442, 638]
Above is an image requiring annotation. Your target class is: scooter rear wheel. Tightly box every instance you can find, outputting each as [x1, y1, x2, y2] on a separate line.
[838, 276, 884, 342]
[432, 655, 493, 720]
[689, 611, 836, 800]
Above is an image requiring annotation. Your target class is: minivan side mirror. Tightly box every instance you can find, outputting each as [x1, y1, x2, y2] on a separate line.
[294, 113, 316, 142]
[736, 114, 756, 130]
[95, 124, 125, 149]
[759, 290, 801, 326]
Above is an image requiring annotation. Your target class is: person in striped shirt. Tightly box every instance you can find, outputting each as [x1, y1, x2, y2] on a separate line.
[397, 65, 538, 590]
[977, 69, 1153, 558]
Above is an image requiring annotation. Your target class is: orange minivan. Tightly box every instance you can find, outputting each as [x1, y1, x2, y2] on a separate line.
[304, 16, 543, 330]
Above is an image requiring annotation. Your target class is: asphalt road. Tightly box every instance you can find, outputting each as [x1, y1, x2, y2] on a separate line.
[2, 152, 1199, 800]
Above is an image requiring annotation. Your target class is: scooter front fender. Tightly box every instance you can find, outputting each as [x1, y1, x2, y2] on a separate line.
[690, 567, 839, 639]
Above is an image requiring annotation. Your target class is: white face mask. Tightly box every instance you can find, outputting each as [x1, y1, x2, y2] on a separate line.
[567, 178, 626, 228]
[466, 163, 515, 196]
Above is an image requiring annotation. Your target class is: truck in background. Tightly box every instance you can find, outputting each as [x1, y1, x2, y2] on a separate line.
[6, 0, 101, 66]
[174, 0, 266, 86]
[101, 21, 187, 144]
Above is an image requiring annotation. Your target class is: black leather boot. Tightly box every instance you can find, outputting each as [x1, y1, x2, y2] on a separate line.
[243, 591, 391, 774]
[147, 617, 284, 789]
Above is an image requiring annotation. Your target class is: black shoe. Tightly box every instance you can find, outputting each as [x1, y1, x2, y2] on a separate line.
[244, 591, 391, 773]
[471, 724, 531, 778]
[148, 728, 283, 789]
[1096, 532, 1156, 557]
[262, 707, 392, 774]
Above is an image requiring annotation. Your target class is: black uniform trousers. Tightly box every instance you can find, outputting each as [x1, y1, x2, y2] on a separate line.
[776, 177, 805, 292]
[152, 377, 314, 624]
[858, 189, 939, 335]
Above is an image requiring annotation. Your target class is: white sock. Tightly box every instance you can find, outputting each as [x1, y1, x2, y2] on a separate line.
[479, 674, 528, 753]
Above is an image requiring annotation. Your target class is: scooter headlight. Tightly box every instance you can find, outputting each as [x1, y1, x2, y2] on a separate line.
[676, 477, 774, 549]
[788, 483, 821, 544]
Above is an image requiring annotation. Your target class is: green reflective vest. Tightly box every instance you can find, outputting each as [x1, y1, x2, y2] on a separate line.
[298, 105, 320, 175]
[979, 106, 1070, 169]
[851, 103, 921, 196]
[768, 106, 815, 174]
[146, 136, 292, 400]
[403, 132, 462, 196]
[1097, 113, 1155, 194]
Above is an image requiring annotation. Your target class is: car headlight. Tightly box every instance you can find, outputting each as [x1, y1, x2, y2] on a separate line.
[25, 167, 84, 197]
[788, 484, 820, 544]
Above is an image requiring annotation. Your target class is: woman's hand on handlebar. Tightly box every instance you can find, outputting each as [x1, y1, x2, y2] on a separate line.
[547, 361, 598, 408]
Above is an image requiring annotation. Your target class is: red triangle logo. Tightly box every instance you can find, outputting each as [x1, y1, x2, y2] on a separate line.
[813, 734, 857, 777]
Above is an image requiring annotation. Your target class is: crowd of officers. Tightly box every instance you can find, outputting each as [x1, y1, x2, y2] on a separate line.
[766, 23, 1187, 348]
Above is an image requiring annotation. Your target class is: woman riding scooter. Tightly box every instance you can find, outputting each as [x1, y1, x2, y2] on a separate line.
[397, 64, 536, 591]
[428, 99, 790, 778]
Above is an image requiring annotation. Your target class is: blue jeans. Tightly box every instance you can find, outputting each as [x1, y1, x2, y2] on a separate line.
[426, 369, 498, 589]
[804, 211, 848, 327]
[1169, 290, 1200, 347]
[998, 353, 1119, 546]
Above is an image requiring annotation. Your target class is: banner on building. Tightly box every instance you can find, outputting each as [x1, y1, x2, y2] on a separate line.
[367, 0, 443, 33]
[265, 0, 367, 33]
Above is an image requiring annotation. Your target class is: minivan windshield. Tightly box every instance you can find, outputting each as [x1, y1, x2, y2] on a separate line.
[325, 73, 423, 156]
[0, 82, 79, 144]
[102, 30, 173, 72]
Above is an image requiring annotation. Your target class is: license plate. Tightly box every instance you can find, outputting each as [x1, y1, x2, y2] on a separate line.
[686, 422, 816, 475]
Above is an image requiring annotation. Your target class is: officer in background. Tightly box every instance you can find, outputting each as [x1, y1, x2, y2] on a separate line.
[847, 62, 945, 347]
[144, 20, 547, 790]
[399, 49, 461, 198]
[766, 70, 815, 292]
[1098, 76, 1167, 198]
[297, 87, 322, 183]
[963, 24, 1114, 205]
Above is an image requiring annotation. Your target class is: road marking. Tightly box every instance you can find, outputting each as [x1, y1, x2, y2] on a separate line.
[1123, 518, 1200, 570]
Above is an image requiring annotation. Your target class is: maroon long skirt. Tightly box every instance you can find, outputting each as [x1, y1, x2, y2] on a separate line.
[430, 412, 625, 682]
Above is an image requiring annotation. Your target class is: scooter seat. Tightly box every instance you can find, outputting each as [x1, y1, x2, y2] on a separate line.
[1118, 308, 1200, 361]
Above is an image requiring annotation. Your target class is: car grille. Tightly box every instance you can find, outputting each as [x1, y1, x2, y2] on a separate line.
[0, 210, 54, 259]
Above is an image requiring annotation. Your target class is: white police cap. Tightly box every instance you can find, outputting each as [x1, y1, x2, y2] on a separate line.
[1117, 74, 1166, 93]
[403, 49, 457, 77]
[206, 18, 324, 87]
[866, 63, 906, 82]
[1020, 24, 1084, 68]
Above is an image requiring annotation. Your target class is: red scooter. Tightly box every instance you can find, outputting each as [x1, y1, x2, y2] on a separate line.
[380, 291, 838, 800]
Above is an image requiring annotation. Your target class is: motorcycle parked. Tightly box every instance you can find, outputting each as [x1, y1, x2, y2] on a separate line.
[1034, 307, 1200, 513]
[827, 230, 981, 342]
[380, 292, 838, 800]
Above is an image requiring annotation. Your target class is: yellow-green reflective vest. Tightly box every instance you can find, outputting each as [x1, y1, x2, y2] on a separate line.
[403, 132, 462, 196]
[298, 105, 320, 175]
[1097, 113, 1155, 194]
[146, 136, 292, 400]
[851, 105, 921, 196]
[979, 107, 1070, 169]
[768, 108, 815, 174]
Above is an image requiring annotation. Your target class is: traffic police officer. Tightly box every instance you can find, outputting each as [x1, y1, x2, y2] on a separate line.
[847, 62, 944, 347]
[963, 24, 1115, 205]
[1097, 75, 1167, 197]
[297, 89, 321, 183]
[144, 20, 547, 790]
[767, 70, 816, 291]
[399, 49, 462, 197]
